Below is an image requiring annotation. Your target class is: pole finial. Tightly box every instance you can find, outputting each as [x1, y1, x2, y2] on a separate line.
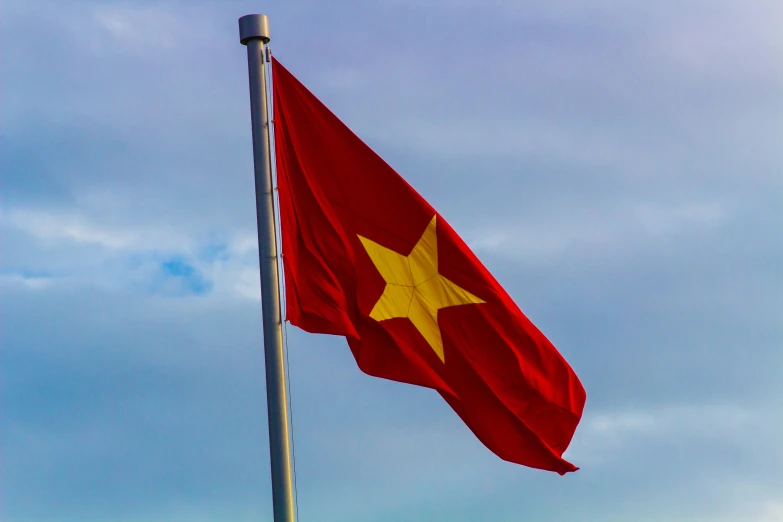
[239, 14, 270, 45]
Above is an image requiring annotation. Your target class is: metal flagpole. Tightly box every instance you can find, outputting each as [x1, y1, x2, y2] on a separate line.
[238, 14, 296, 522]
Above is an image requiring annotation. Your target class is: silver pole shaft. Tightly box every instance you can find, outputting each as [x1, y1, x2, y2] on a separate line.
[238, 14, 296, 522]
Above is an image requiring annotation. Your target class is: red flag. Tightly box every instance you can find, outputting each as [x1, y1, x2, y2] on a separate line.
[272, 57, 585, 474]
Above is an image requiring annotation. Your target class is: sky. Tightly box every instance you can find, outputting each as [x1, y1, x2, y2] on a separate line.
[2, 0, 781, 521]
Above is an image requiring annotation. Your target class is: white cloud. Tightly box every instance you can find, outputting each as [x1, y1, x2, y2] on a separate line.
[634, 201, 726, 236]
[563, 402, 765, 468]
[232, 268, 262, 301]
[0, 273, 52, 290]
[465, 200, 728, 262]
[93, 6, 180, 51]
[371, 119, 652, 169]
[7, 209, 137, 249]
[757, 501, 783, 522]
[5, 208, 192, 252]
[43, 0, 222, 57]
[585, 403, 753, 440]
[2, 205, 264, 299]
[201, 262, 261, 302]
[228, 233, 259, 257]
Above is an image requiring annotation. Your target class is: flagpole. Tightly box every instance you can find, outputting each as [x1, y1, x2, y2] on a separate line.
[238, 14, 296, 522]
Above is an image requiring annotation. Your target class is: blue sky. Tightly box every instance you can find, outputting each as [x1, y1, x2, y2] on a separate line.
[2, 0, 781, 521]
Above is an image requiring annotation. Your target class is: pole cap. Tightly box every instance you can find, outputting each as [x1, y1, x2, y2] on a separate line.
[239, 14, 270, 45]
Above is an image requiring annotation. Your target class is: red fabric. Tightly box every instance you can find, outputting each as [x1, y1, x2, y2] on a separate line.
[272, 57, 586, 474]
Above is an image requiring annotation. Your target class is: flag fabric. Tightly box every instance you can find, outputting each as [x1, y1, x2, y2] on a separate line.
[271, 57, 586, 474]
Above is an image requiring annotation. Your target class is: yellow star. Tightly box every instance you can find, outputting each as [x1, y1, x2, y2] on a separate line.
[358, 215, 484, 362]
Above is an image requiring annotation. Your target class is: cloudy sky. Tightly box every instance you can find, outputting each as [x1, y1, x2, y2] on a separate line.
[2, 0, 781, 520]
